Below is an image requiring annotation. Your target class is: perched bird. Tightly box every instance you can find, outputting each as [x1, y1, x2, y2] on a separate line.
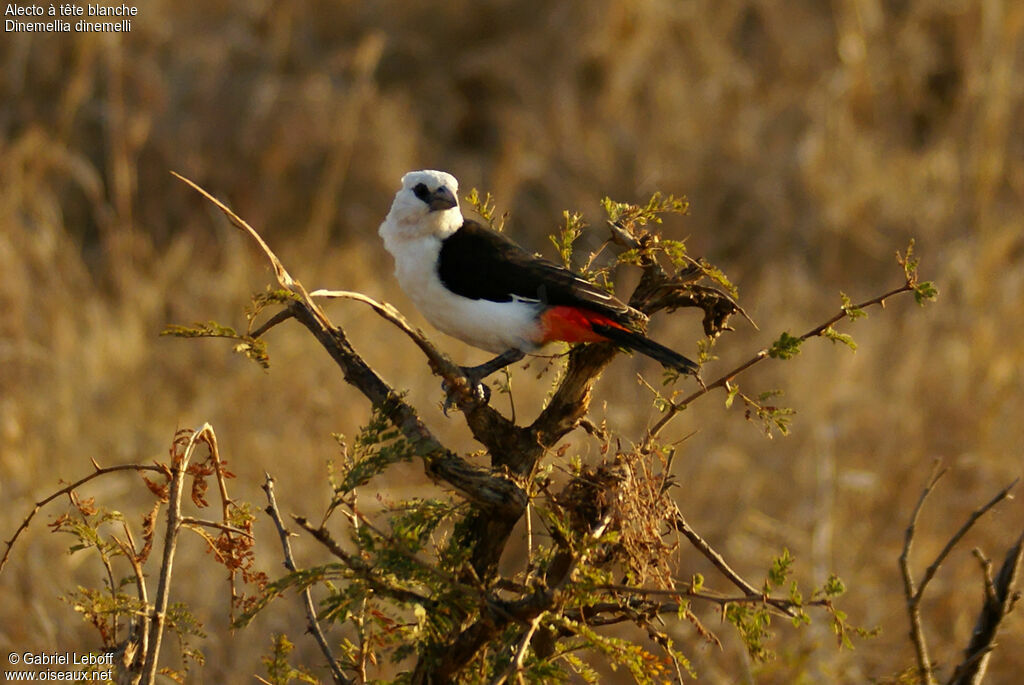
[378, 170, 698, 401]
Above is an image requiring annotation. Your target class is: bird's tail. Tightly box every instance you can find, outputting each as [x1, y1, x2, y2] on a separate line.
[592, 324, 700, 376]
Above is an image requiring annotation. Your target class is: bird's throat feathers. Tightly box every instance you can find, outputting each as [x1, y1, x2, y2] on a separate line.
[380, 203, 463, 247]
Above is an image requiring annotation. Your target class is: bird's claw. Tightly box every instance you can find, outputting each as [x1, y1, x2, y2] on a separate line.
[441, 373, 491, 416]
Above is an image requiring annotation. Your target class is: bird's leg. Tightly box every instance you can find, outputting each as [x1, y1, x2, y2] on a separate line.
[462, 348, 526, 385]
[443, 348, 525, 412]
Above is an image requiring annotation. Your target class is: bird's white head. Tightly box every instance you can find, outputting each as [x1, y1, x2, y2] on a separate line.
[379, 170, 463, 246]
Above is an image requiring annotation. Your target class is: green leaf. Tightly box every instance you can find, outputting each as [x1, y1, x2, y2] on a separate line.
[549, 211, 586, 267]
[161, 320, 270, 368]
[768, 331, 803, 360]
[767, 549, 794, 588]
[725, 384, 739, 409]
[914, 280, 938, 305]
[823, 326, 857, 351]
[465, 188, 504, 230]
[839, 292, 867, 320]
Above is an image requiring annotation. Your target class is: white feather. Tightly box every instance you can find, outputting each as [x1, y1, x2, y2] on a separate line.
[379, 170, 543, 354]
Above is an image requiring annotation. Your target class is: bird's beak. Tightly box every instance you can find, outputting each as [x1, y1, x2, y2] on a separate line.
[428, 186, 458, 212]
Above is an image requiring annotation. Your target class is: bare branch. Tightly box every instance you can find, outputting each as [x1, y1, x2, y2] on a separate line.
[249, 308, 295, 339]
[179, 517, 255, 539]
[948, 532, 1024, 685]
[918, 477, 1018, 598]
[310, 289, 459, 382]
[899, 462, 948, 685]
[112, 523, 149, 672]
[594, 583, 827, 614]
[490, 614, 544, 685]
[2, 462, 164, 574]
[900, 464, 1018, 685]
[669, 510, 795, 616]
[262, 474, 351, 685]
[142, 425, 213, 683]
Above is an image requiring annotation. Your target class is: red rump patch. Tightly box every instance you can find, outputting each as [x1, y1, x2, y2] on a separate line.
[538, 306, 628, 343]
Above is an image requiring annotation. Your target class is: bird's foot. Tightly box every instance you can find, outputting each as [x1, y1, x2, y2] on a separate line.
[441, 368, 491, 416]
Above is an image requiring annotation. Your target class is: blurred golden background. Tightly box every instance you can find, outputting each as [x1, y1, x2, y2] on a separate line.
[2, 0, 1022, 682]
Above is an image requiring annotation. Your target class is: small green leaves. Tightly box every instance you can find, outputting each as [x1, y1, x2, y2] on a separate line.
[725, 382, 739, 409]
[913, 280, 939, 305]
[725, 603, 774, 662]
[768, 331, 803, 360]
[897, 239, 921, 281]
[700, 261, 738, 298]
[464, 188, 505, 230]
[840, 292, 867, 320]
[162, 320, 238, 339]
[823, 326, 858, 351]
[388, 498, 459, 553]
[550, 210, 586, 267]
[897, 239, 938, 306]
[262, 634, 319, 685]
[818, 573, 847, 599]
[766, 548, 795, 590]
[748, 390, 795, 437]
[335, 400, 416, 492]
[162, 321, 270, 368]
[601, 192, 689, 226]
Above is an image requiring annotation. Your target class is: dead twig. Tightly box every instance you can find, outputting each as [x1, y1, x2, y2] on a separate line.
[899, 463, 946, 685]
[948, 532, 1024, 685]
[262, 474, 352, 685]
[142, 425, 216, 683]
[1, 462, 165, 573]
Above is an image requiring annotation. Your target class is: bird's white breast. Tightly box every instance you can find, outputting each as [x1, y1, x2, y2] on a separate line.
[381, 233, 543, 355]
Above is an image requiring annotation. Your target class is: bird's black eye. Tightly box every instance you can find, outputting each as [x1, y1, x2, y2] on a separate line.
[412, 183, 431, 203]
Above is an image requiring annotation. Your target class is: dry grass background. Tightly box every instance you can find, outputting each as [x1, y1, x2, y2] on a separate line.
[2, 0, 1023, 682]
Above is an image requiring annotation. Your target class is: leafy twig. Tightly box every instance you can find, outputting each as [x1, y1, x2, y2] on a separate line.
[644, 278, 927, 445]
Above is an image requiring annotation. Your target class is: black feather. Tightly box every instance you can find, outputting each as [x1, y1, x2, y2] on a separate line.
[438, 220, 630, 320]
[591, 323, 700, 375]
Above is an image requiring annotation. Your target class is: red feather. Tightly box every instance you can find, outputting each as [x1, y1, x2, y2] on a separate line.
[538, 306, 628, 343]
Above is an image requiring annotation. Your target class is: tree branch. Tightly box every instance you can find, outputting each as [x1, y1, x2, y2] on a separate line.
[142, 425, 214, 683]
[644, 281, 917, 445]
[900, 463, 1019, 685]
[262, 474, 351, 685]
[948, 532, 1023, 685]
[1, 462, 165, 574]
[899, 463, 948, 685]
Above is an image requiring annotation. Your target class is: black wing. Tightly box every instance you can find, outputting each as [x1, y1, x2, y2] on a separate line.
[438, 220, 632, 320]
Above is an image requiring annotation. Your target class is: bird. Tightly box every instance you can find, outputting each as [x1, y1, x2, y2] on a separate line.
[378, 170, 699, 402]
